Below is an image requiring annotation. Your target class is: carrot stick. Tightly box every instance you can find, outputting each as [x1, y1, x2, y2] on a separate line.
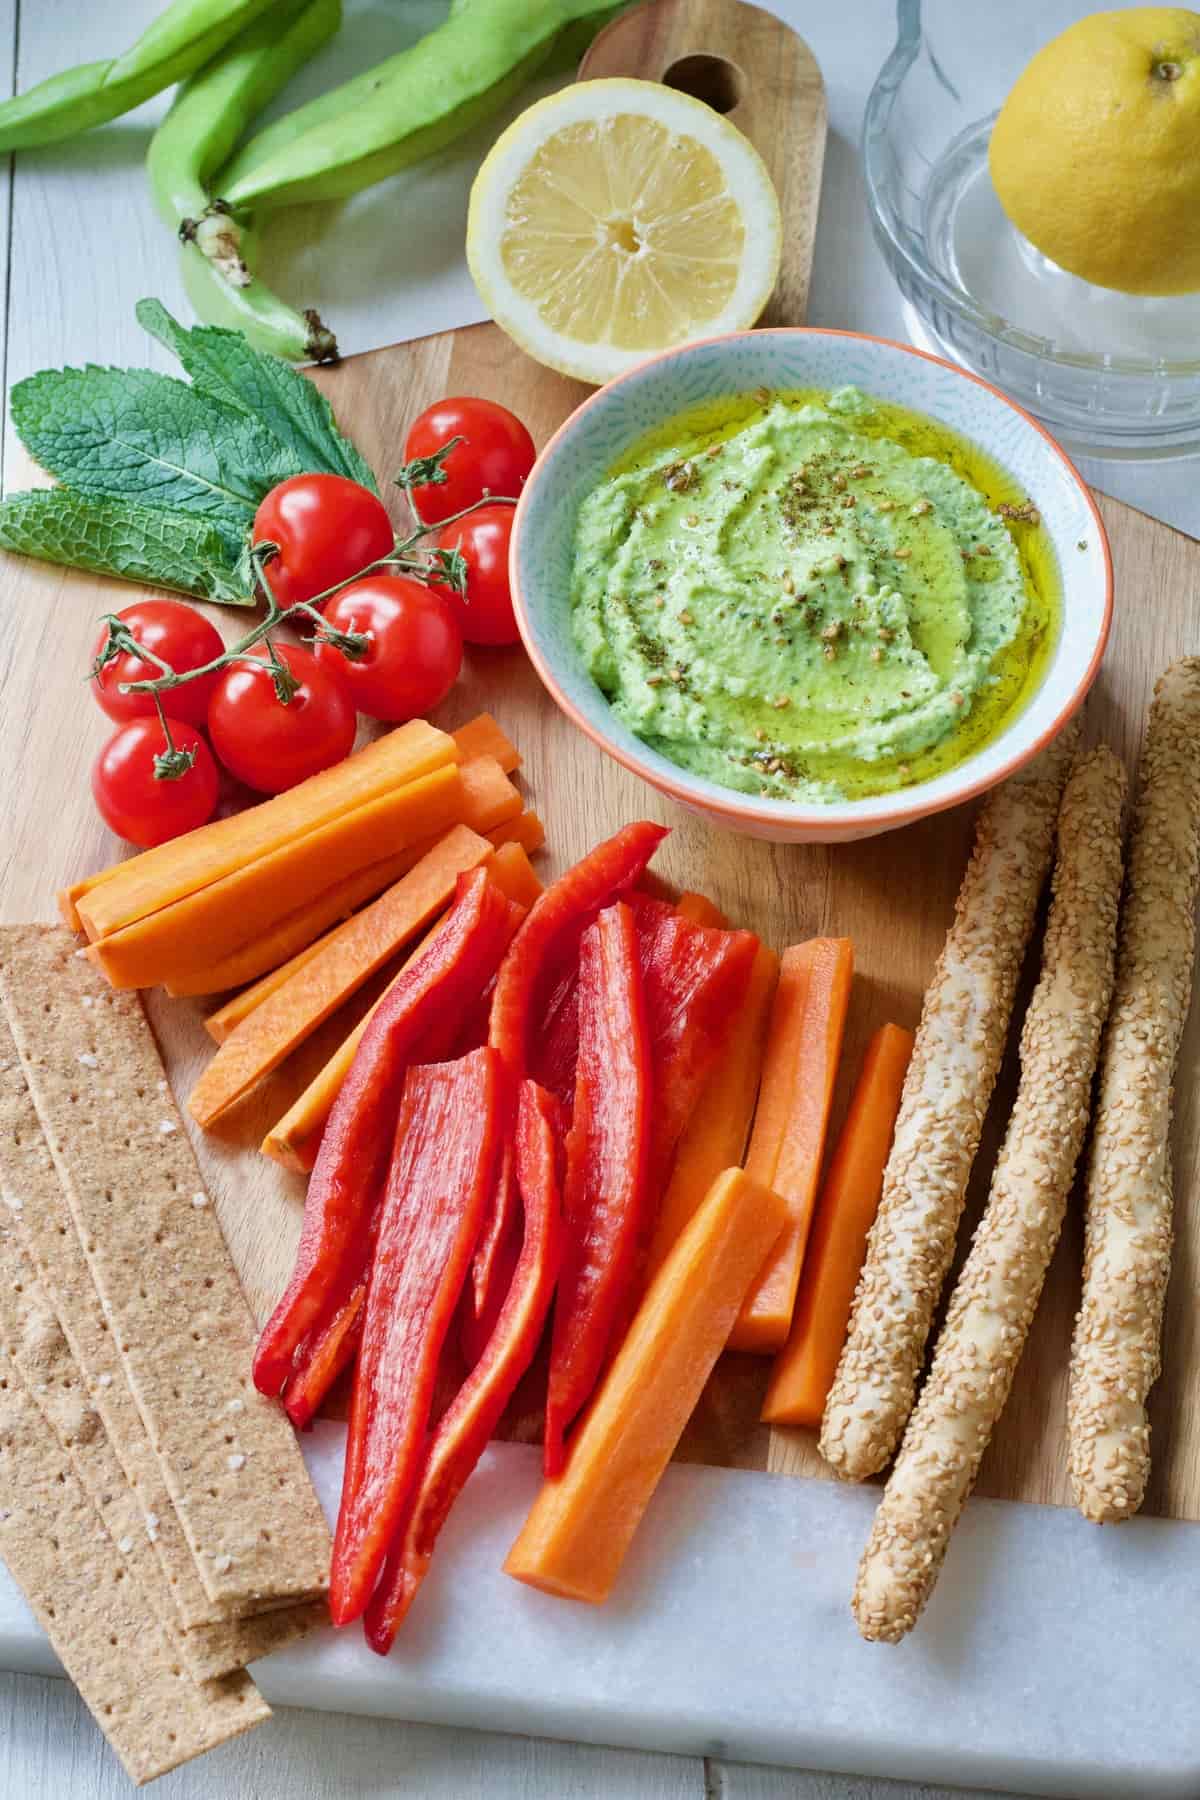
[206, 938, 335, 1044]
[486, 842, 544, 911]
[449, 712, 520, 772]
[188, 825, 492, 1128]
[674, 891, 726, 928]
[76, 720, 456, 941]
[170, 758, 519, 1003]
[760, 1022, 914, 1426]
[61, 716, 517, 936]
[487, 810, 546, 856]
[728, 938, 854, 1354]
[261, 915, 450, 1172]
[260, 843, 548, 1170]
[209, 841, 542, 1046]
[504, 1166, 787, 1604]
[190, 846, 426, 1016]
[88, 765, 469, 992]
[645, 943, 779, 1282]
[453, 755, 523, 836]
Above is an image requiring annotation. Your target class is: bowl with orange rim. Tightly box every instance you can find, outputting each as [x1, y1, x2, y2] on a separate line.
[509, 328, 1111, 844]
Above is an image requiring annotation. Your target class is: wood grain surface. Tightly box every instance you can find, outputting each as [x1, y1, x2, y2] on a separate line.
[0, 0, 1198, 1549]
[3, 323, 1199, 1526]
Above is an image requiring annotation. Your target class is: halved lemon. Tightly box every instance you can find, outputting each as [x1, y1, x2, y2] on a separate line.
[467, 78, 782, 385]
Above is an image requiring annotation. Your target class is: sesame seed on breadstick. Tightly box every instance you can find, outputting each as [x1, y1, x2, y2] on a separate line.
[1069, 659, 1200, 1524]
[853, 746, 1127, 1642]
[820, 722, 1079, 1481]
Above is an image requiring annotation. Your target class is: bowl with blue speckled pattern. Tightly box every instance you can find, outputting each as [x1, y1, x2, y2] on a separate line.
[509, 328, 1111, 844]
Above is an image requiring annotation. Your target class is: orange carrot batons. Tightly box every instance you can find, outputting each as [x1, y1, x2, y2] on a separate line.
[645, 942, 779, 1282]
[728, 938, 854, 1354]
[504, 1167, 787, 1605]
[188, 826, 492, 1128]
[761, 1022, 914, 1426]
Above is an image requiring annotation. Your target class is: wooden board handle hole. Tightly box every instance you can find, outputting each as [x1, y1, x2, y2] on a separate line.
[661, 53, 744, 115]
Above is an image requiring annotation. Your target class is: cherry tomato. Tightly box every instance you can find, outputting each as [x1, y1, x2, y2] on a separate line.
[431, 503, 519, 646]
[252, 474, 394, 611]
[314, 576, 462, 723]
[92, 717, 219, 848]
[207, 643, 356, 794]
[91, 599, 224, 727]
[403, 398, 535, 525]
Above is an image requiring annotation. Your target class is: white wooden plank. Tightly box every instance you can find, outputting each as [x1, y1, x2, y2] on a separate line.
[2, 0, 185, 480]
[0, 1672, 703, 1800]
[707, 1761, 1041, 1800]
[0, 0, 16, 485]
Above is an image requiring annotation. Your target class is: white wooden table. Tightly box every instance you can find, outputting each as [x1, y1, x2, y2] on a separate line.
[0, 1, 1151, 1794]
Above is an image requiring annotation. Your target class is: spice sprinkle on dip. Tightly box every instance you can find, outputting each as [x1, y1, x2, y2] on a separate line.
[570, 387, 1058, 803]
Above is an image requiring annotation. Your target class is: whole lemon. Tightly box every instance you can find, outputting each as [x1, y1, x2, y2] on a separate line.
[989, 7, 1200, 295]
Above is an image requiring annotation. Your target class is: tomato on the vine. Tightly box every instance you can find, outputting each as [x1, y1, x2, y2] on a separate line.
[403, 398, 534, 525]
[207, 643, 355, 794]
[431, 503, 519, 646]
[91, 600, 224, 727]
[314, 575, 462, 723]
[92, 717, 219, 848]
[252, 474, 394, 610]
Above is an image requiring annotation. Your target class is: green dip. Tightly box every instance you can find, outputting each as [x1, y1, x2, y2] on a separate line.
[570, 386, 1057, 802]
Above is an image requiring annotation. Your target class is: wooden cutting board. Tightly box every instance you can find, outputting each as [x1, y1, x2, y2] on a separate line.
[2, 0, 1199, 1533]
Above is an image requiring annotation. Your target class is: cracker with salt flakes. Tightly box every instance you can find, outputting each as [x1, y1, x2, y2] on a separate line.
[0, 925, 329, 1612]
[0, 1009, 326, 1672]
[0, 1335, 270, 1783]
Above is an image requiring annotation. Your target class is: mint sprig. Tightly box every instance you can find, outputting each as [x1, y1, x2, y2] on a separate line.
[0, 301, 375, 602]
[0, 488, 253, 604]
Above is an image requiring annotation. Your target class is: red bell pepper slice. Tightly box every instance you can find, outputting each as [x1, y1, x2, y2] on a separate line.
[634, 904, 760, 1197]
[364, 1078, 565, 1653]
[254, 867, 523, 1403]
[460, 1139, 519, 1368]
[329, 1048, 502, 1626]
[283, 1284, 365, 1430]
[466, 822, 667, 1342]
[487, 820, 667, 1083]
[528, 965, 581, 1108]
[544, 900, 652, 1476]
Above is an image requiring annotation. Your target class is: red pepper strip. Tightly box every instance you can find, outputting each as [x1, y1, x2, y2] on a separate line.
[364, 1078, 564, 1653]
[461, 1139, 518, 1365]
[330, 1048, 502, 1626]
[254, 868, 523, 1401]
[634, 907, 760, 1199]
[468, 822, 667, 1339]
[452, 976, 494, 1057]
[487, 821, 668, 1085]
[528, 963, 581, 1108]
[544, 900, 652, 1476]
[283, 1284, 365, 1430]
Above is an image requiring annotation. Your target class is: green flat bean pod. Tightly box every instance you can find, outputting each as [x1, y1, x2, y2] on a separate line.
[0, 0, 280, 152]
[179, 226, 337, 363]
[148, 0, 340, 361]
[217, 0, 624, 211]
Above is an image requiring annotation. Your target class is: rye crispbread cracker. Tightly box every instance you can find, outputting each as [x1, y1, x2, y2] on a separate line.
[0, 1339, 270, 1783]
[0, 1012, 220, 1628]
[0, 926, 329, 1609]
[0, 1011, 328, 1675]
[0, 1220, 325, 1686]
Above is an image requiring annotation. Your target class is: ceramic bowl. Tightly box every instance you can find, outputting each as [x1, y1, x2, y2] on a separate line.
[509, 328, 1112, 844]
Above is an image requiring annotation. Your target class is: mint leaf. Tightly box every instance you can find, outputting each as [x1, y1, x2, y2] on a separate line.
[136, 300, 377, 492]
[0, 489, 253, 605]
[10, 363, 293, 529]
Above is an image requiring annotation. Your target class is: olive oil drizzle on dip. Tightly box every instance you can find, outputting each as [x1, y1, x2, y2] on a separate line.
[570, 386, 1060, 803]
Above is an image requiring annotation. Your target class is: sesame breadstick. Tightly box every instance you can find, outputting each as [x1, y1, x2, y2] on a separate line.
[820, 722, 1079, 1480]
[1069, 659, 1200, 1524]
[854, 747, 1126, 1642]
